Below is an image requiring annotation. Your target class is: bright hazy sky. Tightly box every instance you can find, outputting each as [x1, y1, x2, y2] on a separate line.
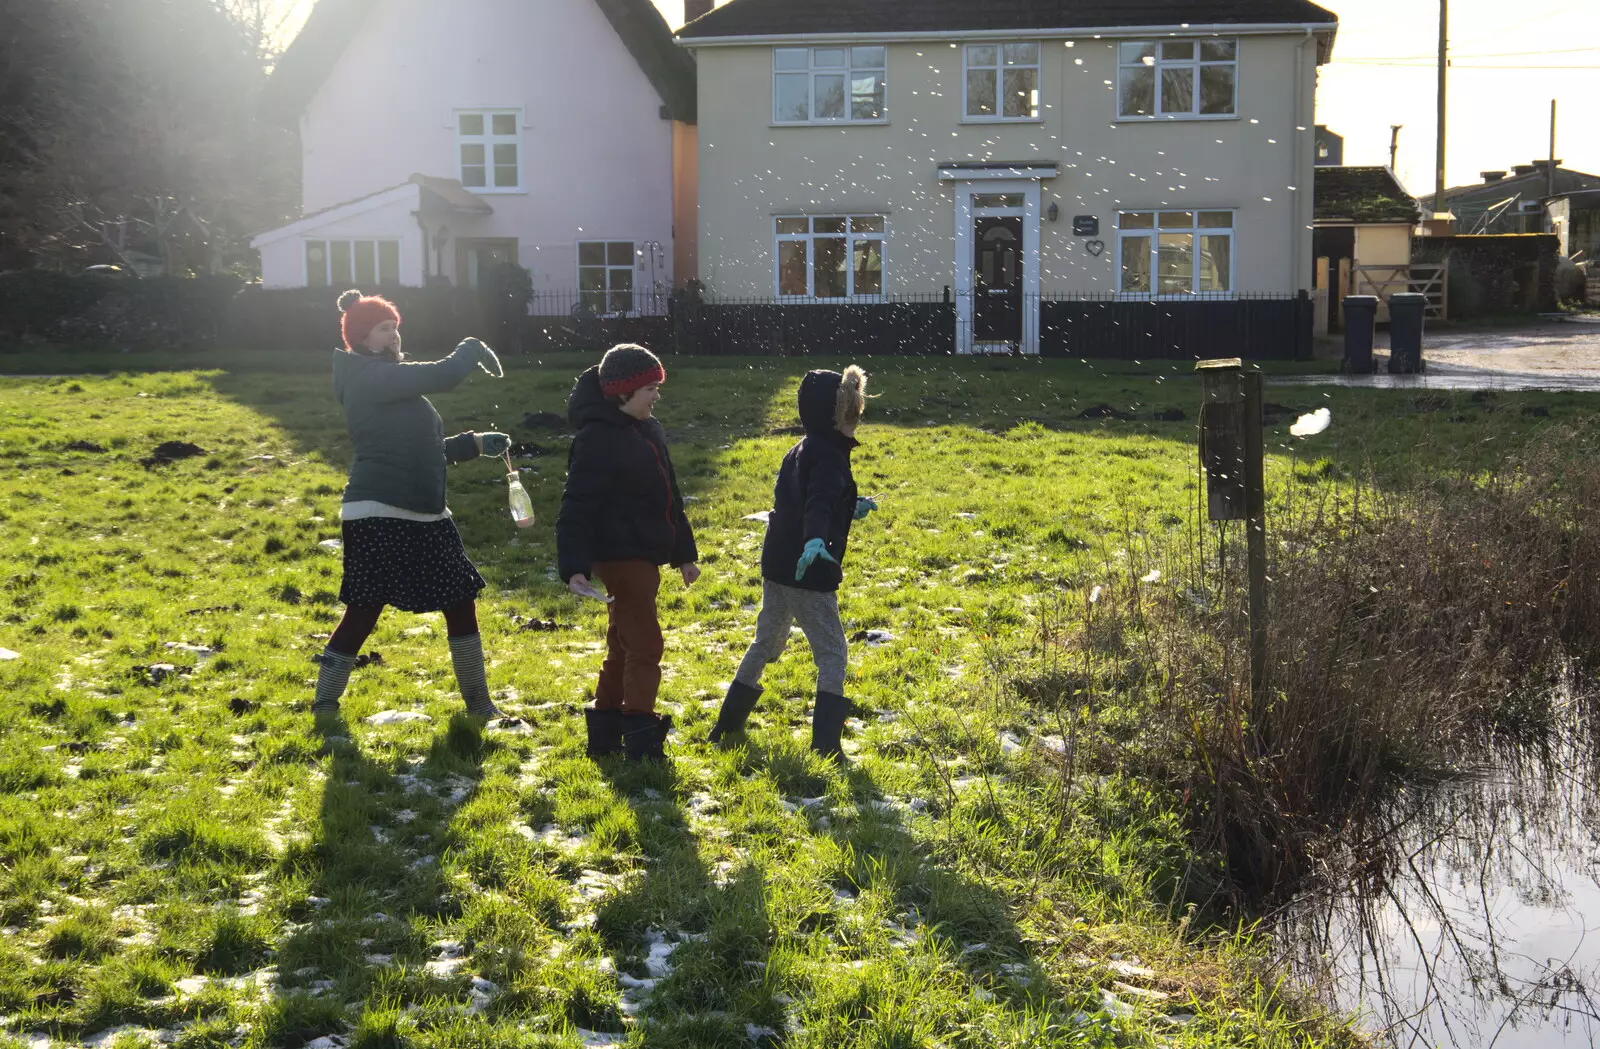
[1315, 0, 1597, 194]
[282, 0, 1598, 195]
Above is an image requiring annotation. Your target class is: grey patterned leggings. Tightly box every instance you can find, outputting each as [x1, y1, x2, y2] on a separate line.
[734, 580, 849, 695]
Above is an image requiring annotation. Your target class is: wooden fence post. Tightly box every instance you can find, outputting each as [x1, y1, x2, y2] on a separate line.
[1196, 358, 1269, 706]
[1314, 257, 1331, 336]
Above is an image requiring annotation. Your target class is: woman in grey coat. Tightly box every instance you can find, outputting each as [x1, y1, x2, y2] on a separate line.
[309, 289, 510, 721]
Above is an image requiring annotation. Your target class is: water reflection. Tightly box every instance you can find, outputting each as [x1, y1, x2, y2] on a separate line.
[1277, 725, 1600, 1048]
[1273, 370, 1600, 393]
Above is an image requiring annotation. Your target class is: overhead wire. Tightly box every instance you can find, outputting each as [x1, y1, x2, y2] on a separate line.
[1341, 46, 1600, 60]
[1332, 63, 1600, 69]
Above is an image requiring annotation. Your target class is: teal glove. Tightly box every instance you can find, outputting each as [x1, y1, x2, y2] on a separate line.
[795, 538, 838, 581]
[854, 496, 878, 521]
[477, 432, 510, 457]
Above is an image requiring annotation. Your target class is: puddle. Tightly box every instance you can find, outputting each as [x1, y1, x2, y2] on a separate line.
[1274, 367, 1600, 393]
[1276, 728, 1600, 1047]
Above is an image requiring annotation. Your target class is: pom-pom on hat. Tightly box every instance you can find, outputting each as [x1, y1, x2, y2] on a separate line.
[337, 289, 401, 351]
[598, 343, 666, 399]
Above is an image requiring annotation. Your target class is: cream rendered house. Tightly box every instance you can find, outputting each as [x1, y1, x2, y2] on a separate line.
[678, 0, 1337, 355]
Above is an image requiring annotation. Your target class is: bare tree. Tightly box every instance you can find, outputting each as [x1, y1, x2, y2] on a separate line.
[216, 0, 304, 67]
[0, 0, 299, 273]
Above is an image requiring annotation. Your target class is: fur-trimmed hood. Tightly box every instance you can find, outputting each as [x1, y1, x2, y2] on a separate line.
[797, 366, 868, 434]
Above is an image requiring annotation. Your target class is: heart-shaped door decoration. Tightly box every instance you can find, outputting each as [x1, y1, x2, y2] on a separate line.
[1085, 239, 1105, 257]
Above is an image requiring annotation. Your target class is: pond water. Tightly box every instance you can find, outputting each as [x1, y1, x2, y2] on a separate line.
[1276, 732, 1600, 1047]
[1272, 369, 1600, 393]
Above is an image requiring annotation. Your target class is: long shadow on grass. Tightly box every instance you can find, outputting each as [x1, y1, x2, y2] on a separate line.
[263, 713, 488, 1046]
[587, 756, 780, 1048]
[750, 743, 1107, 1045]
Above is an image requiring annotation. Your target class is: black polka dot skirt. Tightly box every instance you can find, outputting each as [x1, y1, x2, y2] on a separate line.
[338, 517, 485, 612]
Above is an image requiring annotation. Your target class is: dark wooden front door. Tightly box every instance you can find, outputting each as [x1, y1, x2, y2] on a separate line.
[973, 216, 1023, 344]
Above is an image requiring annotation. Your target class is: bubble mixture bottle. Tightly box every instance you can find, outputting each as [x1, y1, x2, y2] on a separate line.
[506, 471, 535, 529]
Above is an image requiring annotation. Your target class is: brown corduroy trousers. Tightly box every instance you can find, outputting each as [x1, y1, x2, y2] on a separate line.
[591, 560, 664, 713]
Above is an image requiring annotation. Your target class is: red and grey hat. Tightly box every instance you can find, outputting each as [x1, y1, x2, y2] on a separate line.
[598, 343, 665, 398]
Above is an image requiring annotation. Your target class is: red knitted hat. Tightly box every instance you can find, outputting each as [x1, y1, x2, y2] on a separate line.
[598, 343, 666, 398]
[337, 289, 401, 350]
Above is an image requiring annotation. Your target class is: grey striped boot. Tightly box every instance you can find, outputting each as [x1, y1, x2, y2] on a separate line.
[449, 634, 502, 719]
[312, 648, 356, 714]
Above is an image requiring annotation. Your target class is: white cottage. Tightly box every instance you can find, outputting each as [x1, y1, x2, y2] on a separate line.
[252, 0, 697, 314]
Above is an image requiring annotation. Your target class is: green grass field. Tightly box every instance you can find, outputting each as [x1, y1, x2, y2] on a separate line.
[1, 350, 1593, 1049]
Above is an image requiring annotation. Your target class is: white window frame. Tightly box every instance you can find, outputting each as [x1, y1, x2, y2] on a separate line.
[771, 46, 887, 125]
[962, 43, 1041, 122]
[577, 240, 636, 315]
[773, 216, 886, 301]
[1116, 39, 1238, 121]
[304, 238, 402, 287]
[1115, 210, 1235, 299]
[455, 109, 522, 192]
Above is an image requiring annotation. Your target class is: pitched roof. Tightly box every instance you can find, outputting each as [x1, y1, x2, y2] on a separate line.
[409, 175, 497, 214]
[591, 0, 697, 121]
[1421, 165, 1600, 210]
[678, 0, 1337, 40]
[1314, 166, 1418, 224]
[264, 0, 695, 126]
[250, 174, 492, 247]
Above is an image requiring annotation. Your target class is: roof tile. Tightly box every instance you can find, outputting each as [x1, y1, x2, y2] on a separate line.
[679, 0, 1336, 39]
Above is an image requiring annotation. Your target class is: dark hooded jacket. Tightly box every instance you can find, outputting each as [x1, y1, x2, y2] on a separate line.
[761, 370, 859, 593]
[556, 366, 698, 581]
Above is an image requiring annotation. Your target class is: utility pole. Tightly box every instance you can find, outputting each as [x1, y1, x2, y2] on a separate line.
[1389, 125, 1402, 172]
[1548, 99, 1558, 200]
[1435, 0, 1448, 213]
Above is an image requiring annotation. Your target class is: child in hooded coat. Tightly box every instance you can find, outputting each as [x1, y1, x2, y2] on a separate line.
[557, 344, 700, 761]
[313, 289, 511, 721]
[708, 366, 874, 758]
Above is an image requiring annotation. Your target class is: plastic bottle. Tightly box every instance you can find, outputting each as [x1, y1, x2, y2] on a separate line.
[506, 471, 535, 528]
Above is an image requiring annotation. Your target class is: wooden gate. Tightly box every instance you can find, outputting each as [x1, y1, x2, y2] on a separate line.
[1351, 262, 1449, 319]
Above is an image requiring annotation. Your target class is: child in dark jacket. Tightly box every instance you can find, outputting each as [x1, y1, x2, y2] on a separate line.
[557, 344, 700, 761]
[313, 289, 511, 721]
[709, 366, 873, 758]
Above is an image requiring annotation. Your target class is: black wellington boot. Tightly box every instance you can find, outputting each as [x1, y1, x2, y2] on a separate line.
[584, 707, 626, 759]
[621, 712, 674, 762]
[707, 680, 763, 745]
[810, 691, 851, 760]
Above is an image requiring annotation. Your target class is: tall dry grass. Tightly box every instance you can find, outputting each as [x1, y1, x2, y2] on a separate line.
[1019, 424, 1600, 897]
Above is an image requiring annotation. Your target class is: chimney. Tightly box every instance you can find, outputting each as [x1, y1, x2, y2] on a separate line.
[684, 0, 713, 22]
[1480, 171, 1506, 183]
[1512, 164, 1536, 177]
[1532, 159, 1562, 172]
